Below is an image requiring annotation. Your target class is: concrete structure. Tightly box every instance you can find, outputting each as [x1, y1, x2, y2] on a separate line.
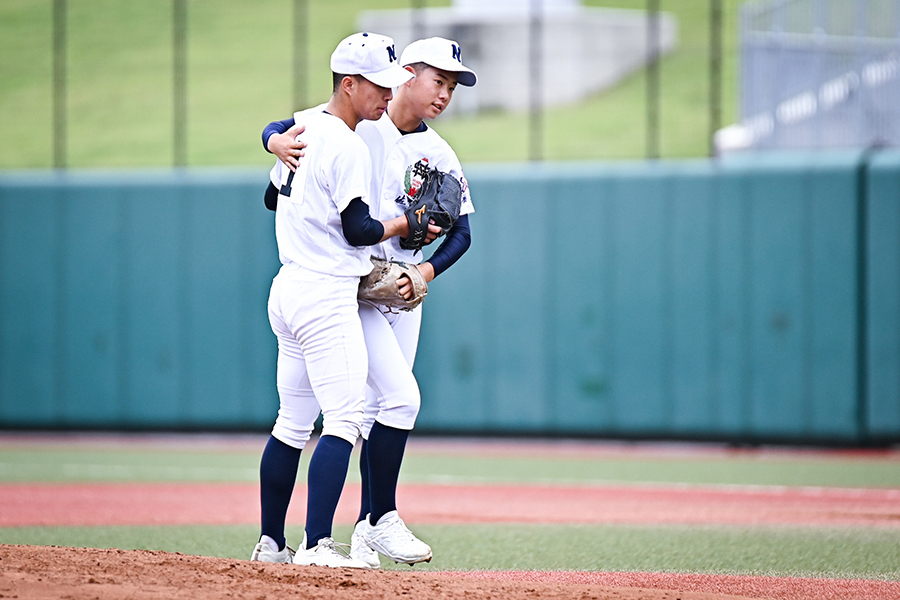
[715, 0, 900, 155]
[359, 0, 677, 115]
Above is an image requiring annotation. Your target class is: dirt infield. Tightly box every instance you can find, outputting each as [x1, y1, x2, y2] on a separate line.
[2, 481, 899, 528]
[3, 545, 900, 600]
[0, 545, 766, 600]
[2, 436, 898, 599]
[455, 571, 900, 600]
[2, 481, 899, 599]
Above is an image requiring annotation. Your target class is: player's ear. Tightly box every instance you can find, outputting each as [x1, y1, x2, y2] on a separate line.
[402, 65, 416, 85]
[340, 74, 356, 95]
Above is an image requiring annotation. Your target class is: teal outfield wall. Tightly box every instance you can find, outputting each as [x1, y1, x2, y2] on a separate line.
[1, 152, 898, 444]
[0, 170, 279, 430]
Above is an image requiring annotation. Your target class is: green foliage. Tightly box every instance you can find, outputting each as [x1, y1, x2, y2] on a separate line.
[0, 0, 742, 168]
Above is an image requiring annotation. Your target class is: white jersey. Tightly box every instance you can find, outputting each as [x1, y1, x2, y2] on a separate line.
[269, 104, 327, 188]
[272, 108, 373, 277]
[356, 113, 474, 264]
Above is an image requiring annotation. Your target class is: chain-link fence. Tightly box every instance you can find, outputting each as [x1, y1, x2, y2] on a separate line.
[2, 0, 742, 168]
[717, 0, 900, 153]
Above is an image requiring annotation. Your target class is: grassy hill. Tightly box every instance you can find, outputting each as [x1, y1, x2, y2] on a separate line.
[0, 0, 742, 168]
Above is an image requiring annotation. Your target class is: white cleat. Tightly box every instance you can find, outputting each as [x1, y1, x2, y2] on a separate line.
[364, 510, 432, 565]
[350, 518, 381, 569]
[293, 536, 374, 569]
[250, 539, 295, 564]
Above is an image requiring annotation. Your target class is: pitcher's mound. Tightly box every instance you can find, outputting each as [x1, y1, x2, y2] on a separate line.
[1, 544, 759, 600]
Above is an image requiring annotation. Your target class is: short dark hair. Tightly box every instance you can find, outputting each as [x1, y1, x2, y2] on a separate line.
[332, 72, 363, 92]
[404, 62, 429, 75]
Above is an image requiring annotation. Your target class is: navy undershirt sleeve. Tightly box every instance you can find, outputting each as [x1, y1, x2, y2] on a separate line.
[264, 116, 472, 272]
[261, 118, 294, 210]
[263, 182, 278, 211]
[341, 198, 385, 247]
[262, 118, 295, 152]
[426, 214, 471, 277]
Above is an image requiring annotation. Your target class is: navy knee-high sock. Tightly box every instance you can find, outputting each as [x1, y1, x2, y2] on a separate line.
[259, 435, 302, 551]
[366, 421, 409, 525]
[305, 434, 353, 548]
[357, 438, 371, 524]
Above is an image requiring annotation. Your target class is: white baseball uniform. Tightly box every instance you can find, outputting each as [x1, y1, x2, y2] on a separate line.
[267, 108, 373, 449]
[267, 111, 473, 438]
[355, 113, 474, 436]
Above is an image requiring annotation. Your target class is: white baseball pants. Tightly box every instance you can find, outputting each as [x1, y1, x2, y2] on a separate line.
[358, 300, 422, 438]
[267, 266, 366, 448]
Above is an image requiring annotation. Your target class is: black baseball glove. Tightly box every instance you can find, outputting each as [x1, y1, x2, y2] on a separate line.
[399, 165, 462, 252]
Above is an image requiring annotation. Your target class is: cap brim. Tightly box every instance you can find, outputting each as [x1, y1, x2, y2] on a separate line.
[453, 69, 477, 87]
[407, 58, 477, 86]
[362, 65, 415, 88]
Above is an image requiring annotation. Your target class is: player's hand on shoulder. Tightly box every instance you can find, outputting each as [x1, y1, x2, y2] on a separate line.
[267, 123, 307, 171]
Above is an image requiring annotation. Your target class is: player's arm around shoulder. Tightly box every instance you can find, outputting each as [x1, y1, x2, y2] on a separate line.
[262, 105, 330, 171]
[267, 123, 306, 171]
[262, 118, 306, 172]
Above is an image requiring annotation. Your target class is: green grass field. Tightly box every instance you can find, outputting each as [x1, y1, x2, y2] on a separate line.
[3, 441, 900, 488]
[1, 435, 899, 579]
[4, 523, 898, 578]
[0, 0, 742, 168]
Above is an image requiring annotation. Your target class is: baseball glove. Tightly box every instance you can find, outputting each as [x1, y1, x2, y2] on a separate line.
[399, 163, 462, 252]
[358, 257, 428, 311]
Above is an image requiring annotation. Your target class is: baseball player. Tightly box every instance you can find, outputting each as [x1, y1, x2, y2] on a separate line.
[263, 37, 477, 567]
[251, 32, 429, 570]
